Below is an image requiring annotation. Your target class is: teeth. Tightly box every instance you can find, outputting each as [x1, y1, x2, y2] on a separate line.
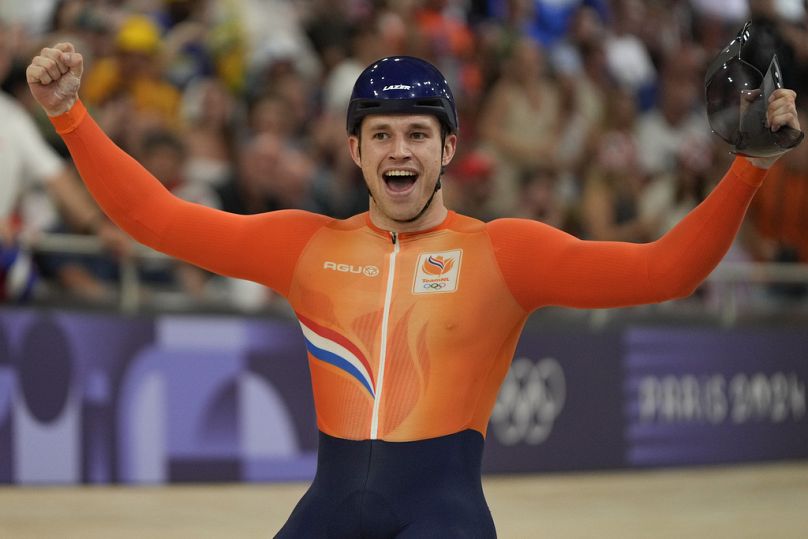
[385, 170, 417, 177]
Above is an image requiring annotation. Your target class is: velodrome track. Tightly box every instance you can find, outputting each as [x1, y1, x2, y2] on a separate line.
[1, 460, 806, 538]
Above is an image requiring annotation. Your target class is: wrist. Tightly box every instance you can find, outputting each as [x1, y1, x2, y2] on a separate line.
[49, 99, 87, 134]
[45, 97, 78, 117]
[744, 155, 779, 170]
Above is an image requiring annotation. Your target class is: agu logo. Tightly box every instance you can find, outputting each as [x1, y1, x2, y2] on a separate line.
[323, 261, 380, 277]
[413, 250, 462, 294]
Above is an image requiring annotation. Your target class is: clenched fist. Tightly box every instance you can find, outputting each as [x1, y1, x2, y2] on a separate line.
[745, 87, 803, 169]
[26, 42, 83, 117]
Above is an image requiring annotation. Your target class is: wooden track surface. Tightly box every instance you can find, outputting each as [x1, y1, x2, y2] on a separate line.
[1, 461, 806, 538]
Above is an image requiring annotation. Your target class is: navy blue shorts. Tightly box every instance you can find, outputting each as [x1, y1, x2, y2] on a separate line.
[274, 429, 497, 538]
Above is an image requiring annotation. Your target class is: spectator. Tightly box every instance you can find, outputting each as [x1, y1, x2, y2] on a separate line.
[1, 19, 128, 303]
[486, 0, 609, 49]
[82, 14, 182, 127]
[320, 19, 390, 120]
[247, 91, 298, 140]
[413, 0, 480, 105]
[574, 38, 610, 129]
[179, 76, 240, 189]
[690, 0, 749, 24]
[476, 0, 537, 88]
[640, 135, 716, 237]
[604, 0, 657, 110]
[744, 0, 808, 97]
[478, 35, 561, 216]
[515, 165, 570, 231]
[690, 0, 747, 53]
[745, 107, 808, 299]
[580, 87, 651, 242]
[136, 128, 220, 302]
[312, 18, 394, 219]
[214, 132, 326, 312]
[7, 1, 806, 312]
[137, 128, 219, 208]
[216, 132, 323, 215]
[158, 0, 218, 90]
[635, 49, 709, 178]
[443, 149, 497, 221]
[303, 0, 356, 76]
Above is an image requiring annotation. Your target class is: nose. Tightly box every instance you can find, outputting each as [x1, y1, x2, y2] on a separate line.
[389, 134, 412, 160]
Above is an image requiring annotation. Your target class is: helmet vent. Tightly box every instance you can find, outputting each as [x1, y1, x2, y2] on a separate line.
[415, 99, 442, 107]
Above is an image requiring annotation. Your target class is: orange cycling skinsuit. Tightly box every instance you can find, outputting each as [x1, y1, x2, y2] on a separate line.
[51, 99, 766, 537]
[48, 59, 768, 538]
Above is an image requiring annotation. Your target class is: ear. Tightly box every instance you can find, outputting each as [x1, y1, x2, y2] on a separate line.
[348, 135, 362, 168]
[441, 133, 458, 167]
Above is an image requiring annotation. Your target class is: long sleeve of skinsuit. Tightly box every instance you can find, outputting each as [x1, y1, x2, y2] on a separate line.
[51, 99, 767, 443]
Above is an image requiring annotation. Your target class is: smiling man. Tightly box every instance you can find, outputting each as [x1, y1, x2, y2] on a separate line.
[351, 114, 453, 227]
[27, 44, 800, 538]
[345, 59, 457, 232]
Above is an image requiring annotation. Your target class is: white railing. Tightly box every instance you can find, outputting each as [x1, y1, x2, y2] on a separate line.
[19, 233, 808, 323]
[23, 232, 169, 314]
[706, 262, 808, 326]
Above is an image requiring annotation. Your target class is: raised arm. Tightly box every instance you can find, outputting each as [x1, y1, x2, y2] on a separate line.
[26, 43, 329, 295]
[488, 158, 766, 310]
[488, 86, 800, 312]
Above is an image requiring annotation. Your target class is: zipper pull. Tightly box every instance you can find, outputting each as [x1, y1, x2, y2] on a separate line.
[391, 231, 397, 245]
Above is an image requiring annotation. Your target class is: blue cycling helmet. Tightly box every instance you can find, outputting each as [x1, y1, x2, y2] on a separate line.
[705, 21, 803, 157]
[347, 56, 459, 135]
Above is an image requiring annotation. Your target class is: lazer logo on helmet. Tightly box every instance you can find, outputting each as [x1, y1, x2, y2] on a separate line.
[383, 84, 412, 91]
[323, 261, 380, 277]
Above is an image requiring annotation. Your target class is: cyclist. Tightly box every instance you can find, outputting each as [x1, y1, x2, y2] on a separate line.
[27, 43, 800, 538]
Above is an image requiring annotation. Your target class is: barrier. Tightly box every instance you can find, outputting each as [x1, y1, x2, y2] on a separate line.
[1, 307, 806, 484]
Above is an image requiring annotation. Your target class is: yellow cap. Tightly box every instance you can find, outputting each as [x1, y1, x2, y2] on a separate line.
[116, 15, 161, 54]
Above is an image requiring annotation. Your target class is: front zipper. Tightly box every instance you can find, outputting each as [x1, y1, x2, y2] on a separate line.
[370, 231, 398, 439]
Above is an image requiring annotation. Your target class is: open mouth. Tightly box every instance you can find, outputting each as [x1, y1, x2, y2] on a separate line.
[383, 170, 418, 193]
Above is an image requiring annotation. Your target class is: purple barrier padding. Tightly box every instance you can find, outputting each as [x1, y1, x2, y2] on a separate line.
[165, 349, 242, 459]
[624, 328, 808, 467]
[3, 307, 807, 484]
[482, 330, 625, 474]
[0, 369, 12, 482]
[244, 320, 318, 454]
[0, 310, 154, 484]
[0, 318, 12, 482]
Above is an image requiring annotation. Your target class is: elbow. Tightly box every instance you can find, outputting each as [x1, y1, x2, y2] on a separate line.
[656, 278, 701, 302]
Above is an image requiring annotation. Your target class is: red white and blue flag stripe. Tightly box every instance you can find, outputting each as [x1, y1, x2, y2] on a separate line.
[297, 314, 376, 398]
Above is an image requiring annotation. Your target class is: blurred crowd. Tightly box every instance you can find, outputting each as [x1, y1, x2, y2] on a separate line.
[1, 0, 807, 312]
